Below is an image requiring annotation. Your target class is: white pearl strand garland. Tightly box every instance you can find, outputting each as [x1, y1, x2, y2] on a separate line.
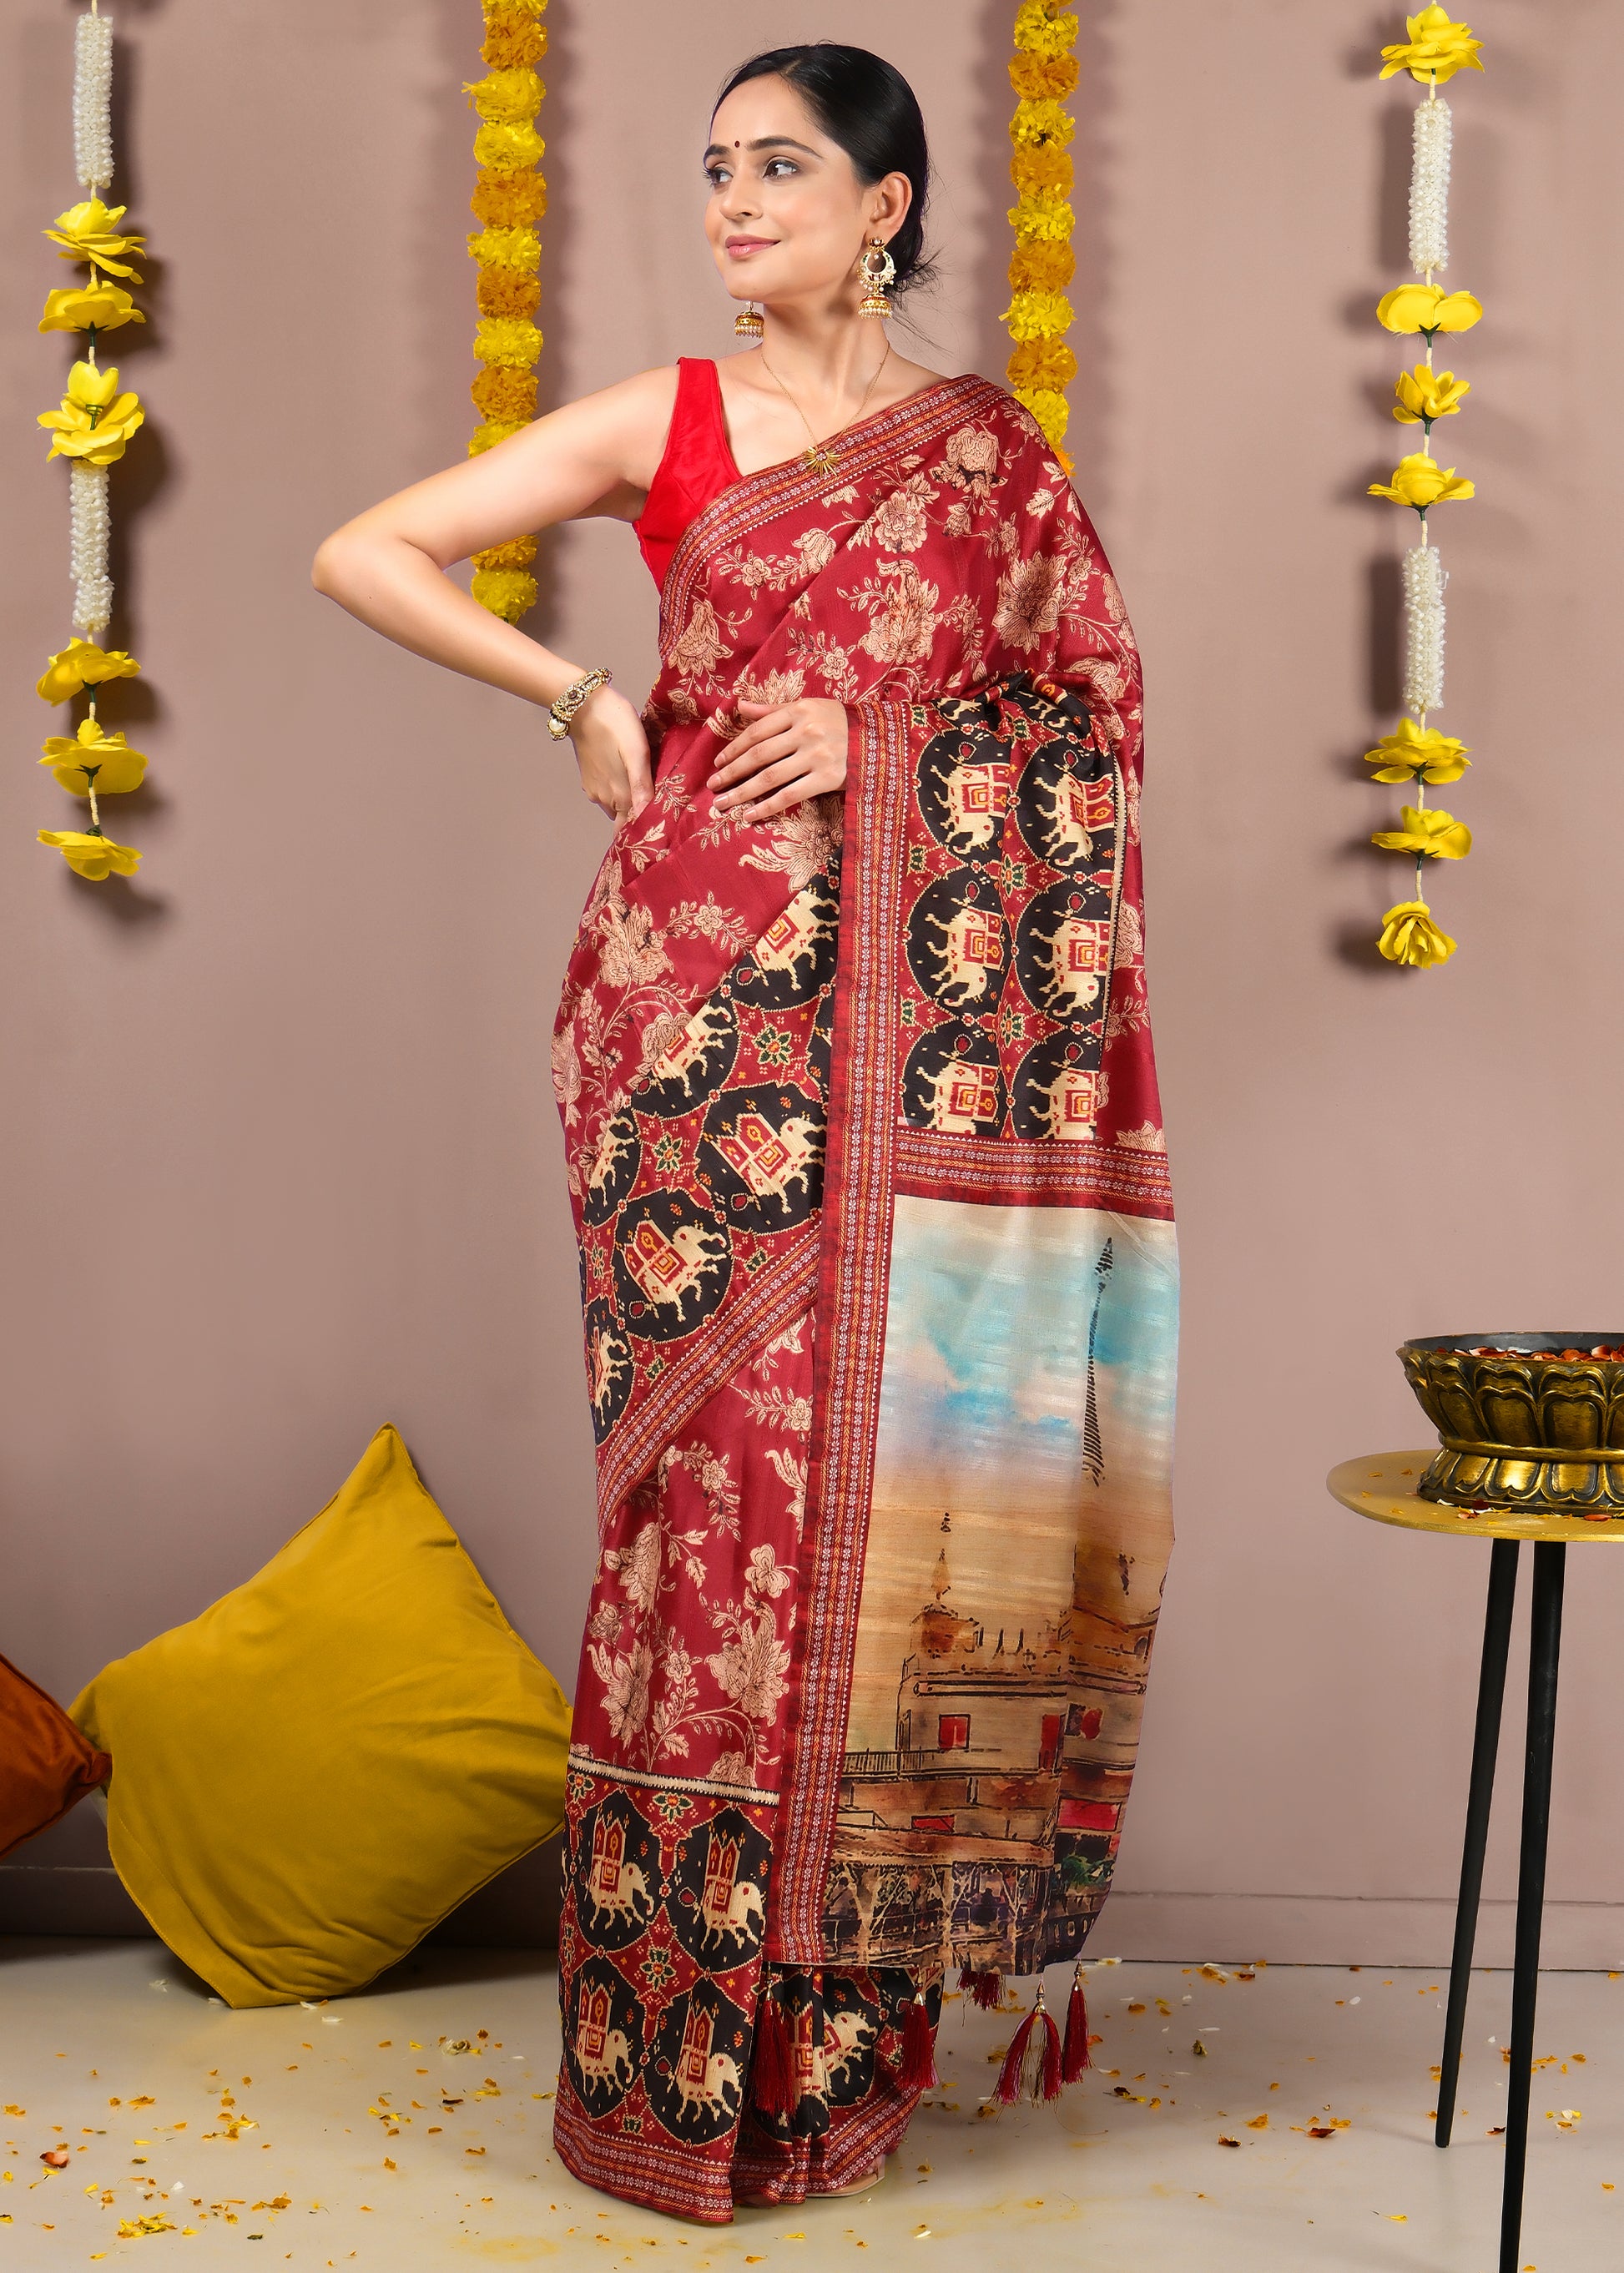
[73, 8, 114, 192]
[70, 1, 115, 636]
[1402, 78, 1453, 894]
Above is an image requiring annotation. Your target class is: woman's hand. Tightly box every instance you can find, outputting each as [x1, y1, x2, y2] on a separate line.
[709, 698, 849, 821]
[568, 684, 654, 826]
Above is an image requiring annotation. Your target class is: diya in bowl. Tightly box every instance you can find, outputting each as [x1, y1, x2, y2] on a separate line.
[1399, 1333, 1624, 1518]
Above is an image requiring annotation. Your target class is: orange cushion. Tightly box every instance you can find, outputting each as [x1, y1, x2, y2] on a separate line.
[0, 1653, 110, 1858]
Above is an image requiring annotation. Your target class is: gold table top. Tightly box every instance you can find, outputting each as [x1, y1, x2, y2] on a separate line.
[1327, 1450, 1624, 1544]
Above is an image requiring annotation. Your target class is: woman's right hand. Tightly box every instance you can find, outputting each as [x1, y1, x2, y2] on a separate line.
[567, 684, 654, 826]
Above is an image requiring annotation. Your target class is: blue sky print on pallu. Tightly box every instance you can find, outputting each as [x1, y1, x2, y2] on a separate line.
[843, 1197, 1178, 1751]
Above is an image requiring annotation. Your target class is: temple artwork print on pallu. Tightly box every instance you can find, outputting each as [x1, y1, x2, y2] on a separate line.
[550, 375, 1177, 2220]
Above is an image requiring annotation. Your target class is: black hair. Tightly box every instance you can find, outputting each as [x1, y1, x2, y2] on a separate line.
[712, 43, 937, 297]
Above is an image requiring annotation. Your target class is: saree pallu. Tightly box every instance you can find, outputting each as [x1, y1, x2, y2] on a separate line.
[551, 375, 1178, 2222]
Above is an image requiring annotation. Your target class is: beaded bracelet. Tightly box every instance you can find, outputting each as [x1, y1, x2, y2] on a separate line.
[546, 665, 613, 741]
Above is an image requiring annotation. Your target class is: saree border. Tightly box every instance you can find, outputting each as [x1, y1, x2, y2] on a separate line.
[766, 700, 915, 1966]
[893, 1127, 1174, 1215]
[658, 374, 1007, 655]
[593, 1225, 820, 1530]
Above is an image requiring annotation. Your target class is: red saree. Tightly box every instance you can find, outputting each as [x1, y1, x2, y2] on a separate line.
[551, 373, 1178, 2221]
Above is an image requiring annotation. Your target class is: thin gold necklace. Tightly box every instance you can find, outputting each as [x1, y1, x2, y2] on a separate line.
[757, 339, 893, 476]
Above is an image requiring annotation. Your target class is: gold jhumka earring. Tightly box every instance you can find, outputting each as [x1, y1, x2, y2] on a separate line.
[734, 300, 764, 339]
[857, 237, 895, 319]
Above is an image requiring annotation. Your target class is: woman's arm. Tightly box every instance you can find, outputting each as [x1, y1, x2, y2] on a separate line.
[310, 367, 678, 824]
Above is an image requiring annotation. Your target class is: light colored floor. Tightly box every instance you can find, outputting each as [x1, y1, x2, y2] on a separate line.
[1, 1939, 1619, 2270]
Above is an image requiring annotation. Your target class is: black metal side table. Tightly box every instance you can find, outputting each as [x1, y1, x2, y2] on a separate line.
[1327, 1450, 1624, 2273]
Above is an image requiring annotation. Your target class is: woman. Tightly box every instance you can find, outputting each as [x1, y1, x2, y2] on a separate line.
[314, 42, 1177, 2227]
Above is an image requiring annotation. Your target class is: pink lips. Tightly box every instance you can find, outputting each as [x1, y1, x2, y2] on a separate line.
[726, 237, 776, 255]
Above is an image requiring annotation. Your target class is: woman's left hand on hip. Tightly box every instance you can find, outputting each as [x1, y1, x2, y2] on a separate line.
[709, 698, 848, 819]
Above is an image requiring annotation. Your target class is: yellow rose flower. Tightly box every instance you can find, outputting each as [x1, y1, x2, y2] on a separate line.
[38, 360, 144, 465]
[1378, 899, 1457, 968]
[1377, 282, 1483, 335]
[1379, 8, 1485, 84]
[38, 720, 147, 795]
[1371, 804, 1472, 859]
[38, 280, 145, 335]
[1363, 720, 1470, 783]
[43, 198, 146, 281]
[1394, 364, 1470, 424]
[1369, 452, 1474, 510]
[36, 638, 141, 703]
[38, 829, 141, 881]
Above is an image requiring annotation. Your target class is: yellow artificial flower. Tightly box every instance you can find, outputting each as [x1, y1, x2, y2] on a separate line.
[38, 720, 147, 795]
[1013, 0, 1080, 59]
[1379, 8, 1485, 83]
[471, 566, 538, 622]
[472, 120, 547, 172]
[1010, 52, 1079, 98]
[38, 360, 144, 464]
[1007, 190, 1076, 244]
[1394, 364, 1470, 424]
[1363, 719, 1471, 783]
[38, 280, 145, 335]
[36, 638, 141, 703]
[467, 224, 541, 274]
[1371, 803, 1472, 859]
[37, 829, 141, 881]
[43, 198, 146, 280]
[1013, 386, 1070, 443]
[1001, 287, 1074, 340]
[1377, 281, 1482, 335]
[1377, 899, 1457, 967]
[472, 315, 542, 369]
[1368, 452, 1473, 509]
[468, 418, 528, 456]
[1010, 97, 1076, 150]
[462, 66, 543, 123]
[480, 8, 547, 68]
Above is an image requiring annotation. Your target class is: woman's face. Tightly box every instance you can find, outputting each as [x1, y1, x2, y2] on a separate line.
[704, 76, 910, 310]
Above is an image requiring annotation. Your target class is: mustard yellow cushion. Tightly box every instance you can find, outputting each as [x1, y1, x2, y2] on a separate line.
[71, 1424, 569, 2008]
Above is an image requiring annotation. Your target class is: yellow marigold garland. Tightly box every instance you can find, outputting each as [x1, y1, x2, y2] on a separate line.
[464, 0, 547, 623]
[1005, 1, 1078, 474]
[33, 4, 150, 882]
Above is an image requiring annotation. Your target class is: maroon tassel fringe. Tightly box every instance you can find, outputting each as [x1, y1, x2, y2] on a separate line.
[992, 1985, 1062, 2107]
[1061, 1963, 1091, 2082]
[968, 1968, 1003, 2010]
[751, 1988, 795, 2119]
[895, 1991, 939, 2092]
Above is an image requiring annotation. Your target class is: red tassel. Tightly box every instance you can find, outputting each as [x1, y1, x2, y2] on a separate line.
[895, 1991, 939, 2092]
[751, 1989, 795, 2120]
[970, 1968, 1003, 2011]
[958, 1961, 977, 1993]
[992, 1987, 1062, 2106]
[1062, 1964, 1091, 2083]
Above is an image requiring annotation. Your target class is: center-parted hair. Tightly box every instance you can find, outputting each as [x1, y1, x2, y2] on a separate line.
[713, 43, 937, 297]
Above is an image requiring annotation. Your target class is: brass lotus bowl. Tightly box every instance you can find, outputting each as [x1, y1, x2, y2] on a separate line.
[1400, 1333, 1624, 1518]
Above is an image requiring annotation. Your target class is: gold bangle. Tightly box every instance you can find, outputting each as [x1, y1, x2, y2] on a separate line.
[547, 666, 613, 740]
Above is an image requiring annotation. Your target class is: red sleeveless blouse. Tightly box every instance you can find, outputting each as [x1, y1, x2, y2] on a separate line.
[633, 357, 741, 590]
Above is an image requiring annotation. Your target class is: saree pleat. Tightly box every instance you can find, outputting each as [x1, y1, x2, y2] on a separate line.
[551, 375, 1177, 2221]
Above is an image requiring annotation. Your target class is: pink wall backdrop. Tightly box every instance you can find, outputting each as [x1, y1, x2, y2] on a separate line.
[3, 0, 1621, 1959]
